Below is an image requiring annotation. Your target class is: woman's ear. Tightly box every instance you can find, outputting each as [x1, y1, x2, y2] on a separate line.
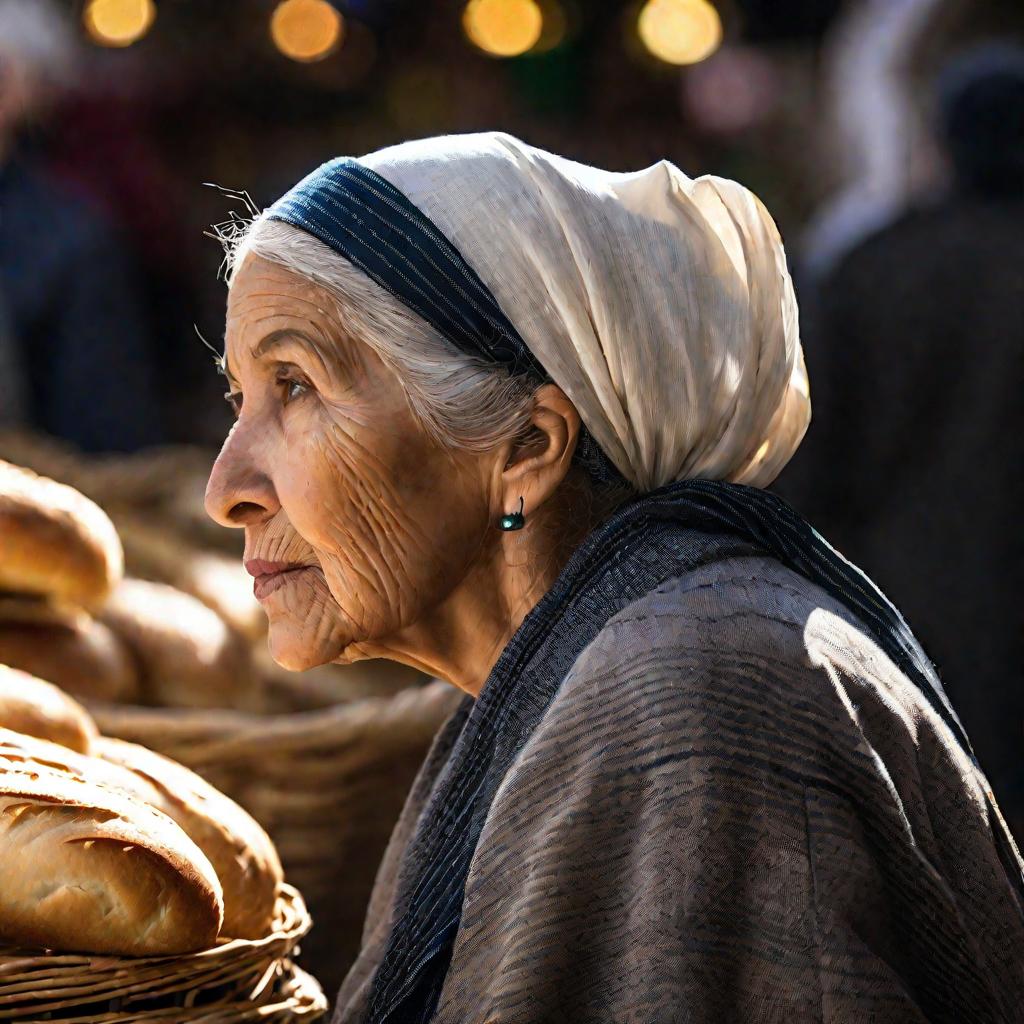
[499, 384, 581, 518]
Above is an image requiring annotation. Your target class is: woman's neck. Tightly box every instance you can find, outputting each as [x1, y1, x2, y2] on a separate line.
[344, 504, 593, 697]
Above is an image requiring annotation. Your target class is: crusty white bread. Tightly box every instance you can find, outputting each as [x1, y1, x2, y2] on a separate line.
[96, 737, 282, 939]
[0, 603, 139, 704]
[99, 578, 255, 710]
[0, 767, 223, 956]
[0, 729, 281, 939]
[0, 728, 160, 805]
[0, 460, 123, 610]
[0, 665, 98, 753]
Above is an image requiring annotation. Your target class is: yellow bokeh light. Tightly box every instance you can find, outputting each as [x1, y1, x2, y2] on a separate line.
[271, 0, 344, 64]
[637, 0, 722, 66]
[463, 0, 544, 58]
[83, 0, 156, 48]
[531, 0, 569, 54]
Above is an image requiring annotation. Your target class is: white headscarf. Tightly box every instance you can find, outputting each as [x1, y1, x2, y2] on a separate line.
[361, 131, 810, 491]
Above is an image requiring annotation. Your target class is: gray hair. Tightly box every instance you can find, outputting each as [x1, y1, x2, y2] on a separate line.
[216, 213, 540, 455]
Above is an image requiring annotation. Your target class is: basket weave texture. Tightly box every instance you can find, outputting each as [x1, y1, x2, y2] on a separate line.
[0, 885, 327, 1022]
[90, 681, 463, 997]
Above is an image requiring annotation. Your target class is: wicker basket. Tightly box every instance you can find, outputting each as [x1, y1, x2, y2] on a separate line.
[0, 885, 327, 1022]
[90, 681, 463, 997]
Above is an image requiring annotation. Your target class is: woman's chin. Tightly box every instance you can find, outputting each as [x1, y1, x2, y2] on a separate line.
[266, 623, 347, 672]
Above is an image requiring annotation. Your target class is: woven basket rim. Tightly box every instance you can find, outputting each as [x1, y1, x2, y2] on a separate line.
[86, 680, 459, 763]
[0, 884, 313, 1017]
[1, 958, 327, 1023]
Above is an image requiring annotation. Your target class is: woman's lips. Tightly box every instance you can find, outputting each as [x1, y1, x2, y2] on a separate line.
[244, 560, 316, 601]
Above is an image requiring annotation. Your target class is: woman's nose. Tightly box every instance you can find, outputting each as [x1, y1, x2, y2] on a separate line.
[205, 428, 281, 528]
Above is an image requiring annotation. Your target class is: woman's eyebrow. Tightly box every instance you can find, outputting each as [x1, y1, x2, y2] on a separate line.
[250, 327, 322, 361]
[217, 329, 318, 383]
[250, 326, 356, 382]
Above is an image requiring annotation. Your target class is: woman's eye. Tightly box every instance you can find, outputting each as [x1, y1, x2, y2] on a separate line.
[224, 391, 242, 417]
[279, 376, 310, 404]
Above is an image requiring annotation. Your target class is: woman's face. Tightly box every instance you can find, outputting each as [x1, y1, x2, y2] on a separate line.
[205, 255, 491, 670]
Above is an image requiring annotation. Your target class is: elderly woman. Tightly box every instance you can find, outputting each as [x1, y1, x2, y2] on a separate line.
[205, 133, 1024, 1024]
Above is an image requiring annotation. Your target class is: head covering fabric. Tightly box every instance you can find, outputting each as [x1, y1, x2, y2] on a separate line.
[267, 131, 809, 492]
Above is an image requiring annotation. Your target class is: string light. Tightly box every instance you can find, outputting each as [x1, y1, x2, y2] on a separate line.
[83, 0, 155, 48]
[637, 0, 722, 66]
[463, 0, 544, 59]
[271, 0, 344, 63]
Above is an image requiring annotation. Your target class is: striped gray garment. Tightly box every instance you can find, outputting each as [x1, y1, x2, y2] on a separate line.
[334, 549, 1024, 1023]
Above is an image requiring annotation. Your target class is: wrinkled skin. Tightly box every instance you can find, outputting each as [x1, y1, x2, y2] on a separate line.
[205, 255, 586, 696]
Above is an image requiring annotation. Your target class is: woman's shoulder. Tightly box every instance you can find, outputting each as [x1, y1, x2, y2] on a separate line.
[584, 551, 878, 674]
[549, 551, 923, 748]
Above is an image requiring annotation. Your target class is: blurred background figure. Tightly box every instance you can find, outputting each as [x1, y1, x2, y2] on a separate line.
[778, 39, 1024, 836]
[0, 0, 164, 451]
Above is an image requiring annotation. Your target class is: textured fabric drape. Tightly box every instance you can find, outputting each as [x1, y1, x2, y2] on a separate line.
[269, 131, 809, 491]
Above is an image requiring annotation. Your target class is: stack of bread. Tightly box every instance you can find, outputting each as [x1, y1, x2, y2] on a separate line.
[0, 665, 283, 954]
[0, 458, 260, 711]
[0, 431, 267, 640]
[0, 666, 326, 1020]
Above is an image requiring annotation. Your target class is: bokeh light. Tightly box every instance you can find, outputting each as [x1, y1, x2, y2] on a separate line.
[83, 0, 156, 48]
[271, 0, 344, 64]
[530, 0, 570, 55]
[463, 0, 544, 59]
[637, 0, 722, 66]
[301, 17, 378, 91]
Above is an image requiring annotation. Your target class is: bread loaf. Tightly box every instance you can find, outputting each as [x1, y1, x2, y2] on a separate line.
[0, 729, 281, 939]
[96, 737, 283, 939]
[0, 766, 223, 955]
[0, 666, 98, 753]
[0, 601, 139, 704]
[0, 728, 160, 805]
[100, 578, 256, 710]
[0, 460, 123, 610]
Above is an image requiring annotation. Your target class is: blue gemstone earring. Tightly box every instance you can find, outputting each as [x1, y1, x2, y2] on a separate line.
[498, 496, 525, 531]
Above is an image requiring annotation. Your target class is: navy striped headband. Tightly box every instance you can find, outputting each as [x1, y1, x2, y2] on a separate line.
[266, 157, 549, 381]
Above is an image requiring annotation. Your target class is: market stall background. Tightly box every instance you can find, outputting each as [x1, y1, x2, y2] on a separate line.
[0, 0, 1022, 1007]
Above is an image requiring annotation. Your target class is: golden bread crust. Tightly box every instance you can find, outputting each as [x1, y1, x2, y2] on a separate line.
[0, 765, 223, 955]
[0, 461, 123, 610]
[97, 737, 283, 939]
[0, 728, 161, 804]
[0, 608, 139, 703]
[100, 578, 255, 709]
[0, 666, 98, 753]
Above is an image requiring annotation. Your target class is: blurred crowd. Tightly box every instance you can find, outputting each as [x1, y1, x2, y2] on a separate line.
[0, 0, 1022, 833]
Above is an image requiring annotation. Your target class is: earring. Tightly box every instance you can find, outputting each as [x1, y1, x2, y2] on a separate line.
[498, 496, 525, 531]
